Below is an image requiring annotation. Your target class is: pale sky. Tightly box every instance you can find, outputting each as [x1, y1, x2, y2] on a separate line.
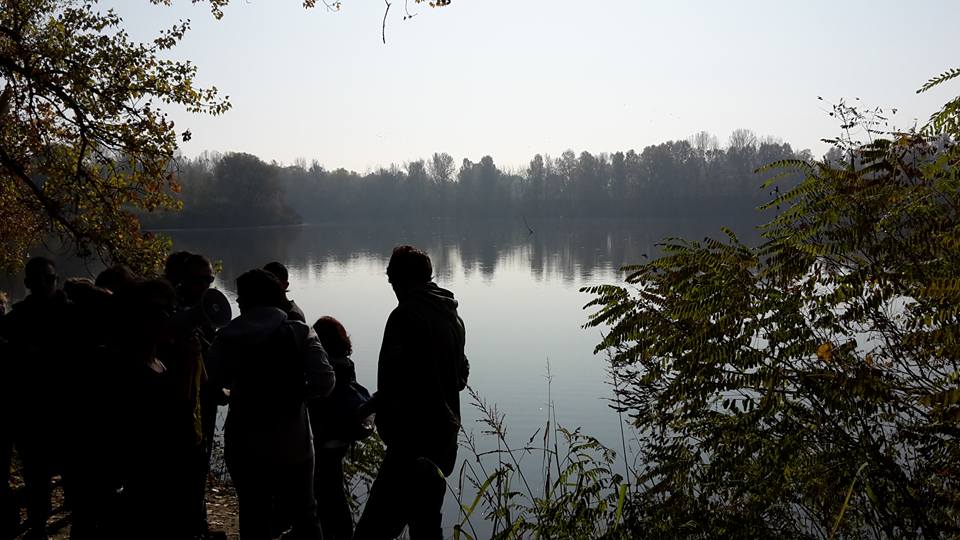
[107, 0, 959, 172]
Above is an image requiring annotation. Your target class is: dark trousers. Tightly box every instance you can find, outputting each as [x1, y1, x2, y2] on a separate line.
[314, 446, 353, 540]
[228, 456, 322, 540]
[64, 440, 122, 540]
[353, 451, 446, 540]
[0, 428, 16, 540]
[192, 394, 221, 535]
[18, 437, 54, 540]
[122, 452, 195, 540]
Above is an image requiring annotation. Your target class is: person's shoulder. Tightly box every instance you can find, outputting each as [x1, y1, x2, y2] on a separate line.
[281, 318, 314, 347]
[331, 355, 356, 373]
[1, 299, 28, 327]
[386, 302, 423, 326]
[386, 302, 408, 320]
[288, 299, 306, 319]
[282, 317, 310, 331]
[9, 297, 31, 314]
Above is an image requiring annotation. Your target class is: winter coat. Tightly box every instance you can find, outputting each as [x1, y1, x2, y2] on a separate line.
[209, 306, 335, 466]
[374, 282, 469, 476]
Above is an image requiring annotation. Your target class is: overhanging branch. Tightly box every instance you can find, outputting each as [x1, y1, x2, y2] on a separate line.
[382, 0, 391, 44]
[0, 145, 88, 246]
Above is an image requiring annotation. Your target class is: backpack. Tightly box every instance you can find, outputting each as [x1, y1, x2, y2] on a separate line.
[310, 363, 374, 443]
[341, 380, 374, 442]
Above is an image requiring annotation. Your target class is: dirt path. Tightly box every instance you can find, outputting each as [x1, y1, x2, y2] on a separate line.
[204, 480, 241, 539]
[17, 477, 241, 540]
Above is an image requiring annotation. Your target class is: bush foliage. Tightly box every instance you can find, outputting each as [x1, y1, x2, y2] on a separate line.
[583, 75, 960, 538]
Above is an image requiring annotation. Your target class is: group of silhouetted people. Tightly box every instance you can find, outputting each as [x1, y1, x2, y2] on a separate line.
[0, 245, 469, 540]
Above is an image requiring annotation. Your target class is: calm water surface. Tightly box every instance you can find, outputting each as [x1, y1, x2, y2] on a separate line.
[163, 218, 753, 445]
[2, 217, 761, 532]
[165, 218, 760, 530]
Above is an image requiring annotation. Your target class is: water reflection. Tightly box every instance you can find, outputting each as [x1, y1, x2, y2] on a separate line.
[162, 217, 760, 293]
[1, 217, 760, 300]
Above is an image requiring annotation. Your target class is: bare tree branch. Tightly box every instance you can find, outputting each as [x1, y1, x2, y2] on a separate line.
[382, 0, 391, 44]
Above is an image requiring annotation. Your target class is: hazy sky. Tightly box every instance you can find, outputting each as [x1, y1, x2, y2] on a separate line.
[107, 0, 959, 172]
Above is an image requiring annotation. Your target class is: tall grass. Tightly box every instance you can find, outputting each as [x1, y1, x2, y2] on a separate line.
[451, 385, 632, 540]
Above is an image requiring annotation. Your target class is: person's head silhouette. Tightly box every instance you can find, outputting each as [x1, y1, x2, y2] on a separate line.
[179, 253, 215, 306]
[386, 245, 432, 297]
[263, 261, 290, 291]
[235, 269, 285, 313]
[23, 256, 58, 299]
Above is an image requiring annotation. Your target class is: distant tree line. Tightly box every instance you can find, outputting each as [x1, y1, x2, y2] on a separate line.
[144, 152, 301, 228]
[142, 129, 811, 228]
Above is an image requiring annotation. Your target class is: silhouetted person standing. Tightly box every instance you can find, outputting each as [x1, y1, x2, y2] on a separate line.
[114, 279, 196, 540]
[60, 279, 115, 539]
[165, 252, 224, 539]
[0, 257, 73, 540]
[209, 269, 334, 540]
[354, 246, 469, 540]
[264, 261, 306, 322]
[309, 316, 372, 540]
[0, 334, 15, 540]
[0, 294, 13, 538]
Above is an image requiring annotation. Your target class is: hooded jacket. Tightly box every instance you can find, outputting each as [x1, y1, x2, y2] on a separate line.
[374, 282, 469, 476]
[209, 306, 335, 466]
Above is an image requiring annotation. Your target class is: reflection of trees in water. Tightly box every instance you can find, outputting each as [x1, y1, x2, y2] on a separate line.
[0, 218, 763, 301]
[165, 218, 763, 291]
[167, 225, 306, 289]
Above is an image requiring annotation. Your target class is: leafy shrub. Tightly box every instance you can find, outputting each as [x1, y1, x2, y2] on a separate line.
[583, 74, 960, 538]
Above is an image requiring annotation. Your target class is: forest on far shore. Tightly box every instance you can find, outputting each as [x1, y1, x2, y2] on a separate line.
[141, 129, 812, 229]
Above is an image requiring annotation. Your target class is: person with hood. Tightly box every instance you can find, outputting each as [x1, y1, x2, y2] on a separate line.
[208, 269, 335, 540]
[354, 245, 469, 540]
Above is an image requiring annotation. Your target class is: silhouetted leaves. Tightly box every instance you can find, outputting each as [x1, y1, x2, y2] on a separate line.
[0, 0, 230, 274]
[584, 82, 960, 537]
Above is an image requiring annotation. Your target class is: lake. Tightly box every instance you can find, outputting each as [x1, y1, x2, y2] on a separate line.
[1, 216, 762, 533]
[161, 218, 759, 438]
[162, 217, 761, 532]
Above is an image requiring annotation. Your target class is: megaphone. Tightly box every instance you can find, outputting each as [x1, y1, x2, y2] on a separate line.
[171, 288, 233, 332]
[199, 288, 232, 330]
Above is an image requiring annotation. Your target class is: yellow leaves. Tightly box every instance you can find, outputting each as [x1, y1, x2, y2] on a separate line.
[919, 388, 960, 408]
[816, 342, 833, 363]
[864, 353, 873, 367]
[922, 277, 960, 300]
